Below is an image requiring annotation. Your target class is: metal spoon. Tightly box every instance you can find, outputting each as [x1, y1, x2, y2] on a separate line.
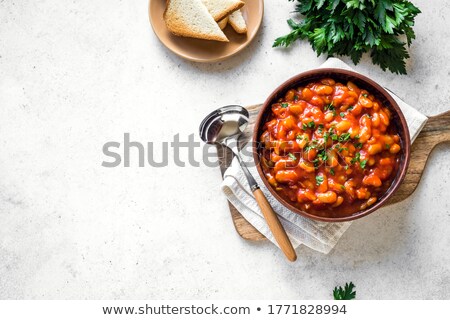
[199, 105, 297, 262]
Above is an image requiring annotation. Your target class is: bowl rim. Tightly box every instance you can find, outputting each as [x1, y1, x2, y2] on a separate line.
[252, 68, 411, 222]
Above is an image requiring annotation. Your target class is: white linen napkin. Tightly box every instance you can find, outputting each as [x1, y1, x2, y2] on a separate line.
[220, 58, 428, 254]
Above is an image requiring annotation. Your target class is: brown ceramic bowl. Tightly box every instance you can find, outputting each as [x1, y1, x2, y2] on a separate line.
[252, 68, 411, 222]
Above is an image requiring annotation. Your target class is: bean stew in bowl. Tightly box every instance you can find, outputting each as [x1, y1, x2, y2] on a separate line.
[253, 69, 410, 222]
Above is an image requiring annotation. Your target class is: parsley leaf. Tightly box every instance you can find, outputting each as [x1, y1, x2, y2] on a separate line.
[274, 0, 421, 74]
[360, 159, 368, 169]
[315, 175, 324, 186]
[281, 103, 289, 108]
[324, 103, 334, 111]
[333, 282, 356, 300]
[288, 153, 297, 161]
[338, 133, 351, 142]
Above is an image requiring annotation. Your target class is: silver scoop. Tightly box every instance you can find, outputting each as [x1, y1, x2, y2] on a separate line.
[199, 105, 297, 262]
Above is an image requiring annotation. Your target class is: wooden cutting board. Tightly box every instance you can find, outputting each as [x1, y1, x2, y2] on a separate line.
[217, 105, 450, 241]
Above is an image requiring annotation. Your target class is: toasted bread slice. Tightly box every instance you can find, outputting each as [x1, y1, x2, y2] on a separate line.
[164, 0, 229, 42]
[218, 16, 229, 30]
[229, 9, 247, 34]
[201, 0, 244, 22]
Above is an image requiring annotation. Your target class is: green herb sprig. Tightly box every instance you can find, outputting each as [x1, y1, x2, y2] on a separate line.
[333, 282, 356, 300]
[273, 0, 421, 74]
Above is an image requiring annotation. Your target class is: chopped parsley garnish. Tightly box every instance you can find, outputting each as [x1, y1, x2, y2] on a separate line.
[312, 158, 320, 168]
[338, 133, 351, 142]
[340, 112, 345, 117]
[317, 150, 328, 161]
[334, 144, 348, 153]
[348, 106, 354, 111]
[323, 132, 329, 143]
[288, 153, 297, 161]
[385, 143, 390, 149]
[302, 121, 316, 130]
[360, 159, 368, 169]
[294, 94, 299, 101]
[362, 93, 368, 98]
[354, 134, 360, 139]
[340, 185, 346, 190]
[315, 175, 324, 186]
[351, 152, 361, 164]
[329, 168, 335, 176]
[331, 134, 338, 141]
[296, 135, 303, 140]
[317, 124, 324, 133]
[354, 142, 363, 149]
[281, 102, 288, 108]
[324, 103, 334, 111]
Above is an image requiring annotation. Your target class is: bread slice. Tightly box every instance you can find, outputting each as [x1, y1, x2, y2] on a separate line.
[229, 9, 247, 34]
[201, 0, 244, 22]
[218, 16, 229, 30]
[164, 0, 229, 42]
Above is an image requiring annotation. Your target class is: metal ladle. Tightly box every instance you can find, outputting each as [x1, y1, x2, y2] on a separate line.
[199, 105, 297, 262]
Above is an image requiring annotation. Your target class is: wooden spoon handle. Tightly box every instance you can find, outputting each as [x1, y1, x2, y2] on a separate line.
[253, 188, 297, 262]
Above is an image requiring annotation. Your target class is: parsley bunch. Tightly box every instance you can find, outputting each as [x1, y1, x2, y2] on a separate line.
[273, 0, 421, 74]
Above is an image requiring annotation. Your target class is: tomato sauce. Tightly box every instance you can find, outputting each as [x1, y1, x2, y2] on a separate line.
[259, 78, 402, 217]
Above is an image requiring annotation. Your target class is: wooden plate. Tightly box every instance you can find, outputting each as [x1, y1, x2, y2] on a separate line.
[148, 0, 264, 62]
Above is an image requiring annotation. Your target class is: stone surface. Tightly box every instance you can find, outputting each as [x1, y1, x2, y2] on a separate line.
[0, 0, 449, 299]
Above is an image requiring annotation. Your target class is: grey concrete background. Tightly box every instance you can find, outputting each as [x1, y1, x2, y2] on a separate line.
[0, 0, 449, 299]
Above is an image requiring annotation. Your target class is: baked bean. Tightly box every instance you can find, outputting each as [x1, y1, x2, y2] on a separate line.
[356, 187, 371, 200]
[379, 110, 390, 126]
[285, 89, 296, 101]
[371, 112, 381, 127]
[317, 191, 337, 204]
[315, 85, 334, 95]
[321, 78, 336, 86]
[324, 112, 334, 122]
[363, 175, 382, 187]
[289, 101, 306, 115]
[309, 95, 325, 107]
[389, 143, 401, 154]
[297, 189, 317, 202]
[359, 95, 373, 108]
[350, 103, 363, 116]
[336, 120, 351, 132]
[332, 196, 344, 207]
[328, 179, 345, 193]
[367, 197, 377, 207]
[301, 88, 313, 101]
[298, 159, 315, 173]
[347, 81, 359, 92]
[368, 143, 383, 155]
[275, 170, 298, 183]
